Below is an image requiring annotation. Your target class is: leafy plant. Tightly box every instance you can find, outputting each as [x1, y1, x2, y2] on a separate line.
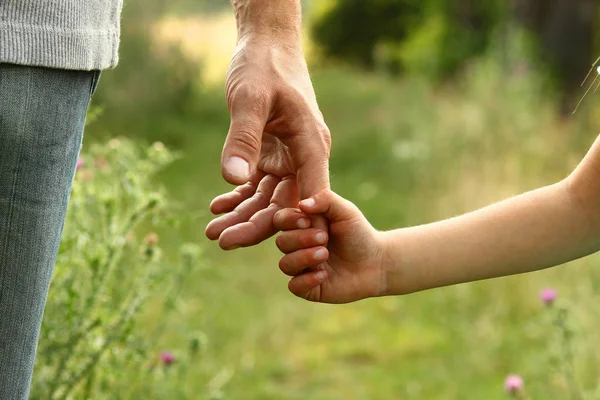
[30, 136, 205, 399]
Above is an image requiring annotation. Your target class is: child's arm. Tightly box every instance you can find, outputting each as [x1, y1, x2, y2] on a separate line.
[274, 135, 600, 302]
[388, 134, 600, 295]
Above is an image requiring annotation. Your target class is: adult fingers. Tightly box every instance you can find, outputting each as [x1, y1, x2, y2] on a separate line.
[217, 177, 300, 249]
[205, 174, 280, 241]
[209, 171, 266, 215]
[286, 125, 332, 200]
[286, 126, 332, 235]
[279, 247, 329, 276]
[218, 204, 279, 250]
[276, 229, 328, 254]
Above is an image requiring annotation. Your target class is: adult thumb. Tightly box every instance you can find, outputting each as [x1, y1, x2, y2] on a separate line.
[222, 110, 267, 185]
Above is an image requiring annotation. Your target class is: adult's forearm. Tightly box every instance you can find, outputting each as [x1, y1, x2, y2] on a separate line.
[231, 0, 302, 41]
[382, 180, 600, 296]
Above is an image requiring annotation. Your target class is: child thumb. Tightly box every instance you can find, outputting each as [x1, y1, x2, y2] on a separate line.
[298, 189, 357, 222]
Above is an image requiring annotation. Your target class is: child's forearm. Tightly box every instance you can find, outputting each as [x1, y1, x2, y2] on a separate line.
[382, 179, 600, 295]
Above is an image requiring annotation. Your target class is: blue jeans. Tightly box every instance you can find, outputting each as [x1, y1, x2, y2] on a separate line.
[0, 64, 99, 399]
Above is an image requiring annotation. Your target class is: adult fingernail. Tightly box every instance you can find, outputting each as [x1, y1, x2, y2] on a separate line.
[298, 219, 310, 229]
[225, 156, 249, 181]
[316, 232, 327, 244]
[300, 198, 315, 208]
[315, 248, 327, 261]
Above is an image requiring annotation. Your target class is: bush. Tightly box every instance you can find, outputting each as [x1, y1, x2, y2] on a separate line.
[309, 0, 508, 78]
[31, 135, 206, 399]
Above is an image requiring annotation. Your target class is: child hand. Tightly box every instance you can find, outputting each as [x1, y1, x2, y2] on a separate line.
[273, 189, 386, 303]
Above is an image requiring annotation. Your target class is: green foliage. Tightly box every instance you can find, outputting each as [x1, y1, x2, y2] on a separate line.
[44, 4, 600, 398]
[310, 0, 508, 78]
[30, 137, 207, 399]
[86, 40, 600, 398]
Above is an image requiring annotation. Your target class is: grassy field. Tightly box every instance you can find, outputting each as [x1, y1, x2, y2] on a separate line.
[70, 11, 600, 400]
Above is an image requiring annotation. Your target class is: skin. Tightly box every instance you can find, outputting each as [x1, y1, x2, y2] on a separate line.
[206, 0, 331, 250]
[273, 134, 600, 304]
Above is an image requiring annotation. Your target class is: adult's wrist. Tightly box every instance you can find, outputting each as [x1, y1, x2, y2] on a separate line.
[232, 0, 302, 43]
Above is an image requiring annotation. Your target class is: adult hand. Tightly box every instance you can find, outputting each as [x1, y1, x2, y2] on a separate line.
[206, 29, 331, 250]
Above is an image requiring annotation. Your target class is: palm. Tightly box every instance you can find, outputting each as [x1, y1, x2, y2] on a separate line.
[256, 134, 295, 178]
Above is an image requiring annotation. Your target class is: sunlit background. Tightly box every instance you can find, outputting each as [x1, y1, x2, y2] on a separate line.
[35, 1, 600, 399]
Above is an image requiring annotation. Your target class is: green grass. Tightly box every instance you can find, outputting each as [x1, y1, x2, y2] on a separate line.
[83, 52, 600, 399]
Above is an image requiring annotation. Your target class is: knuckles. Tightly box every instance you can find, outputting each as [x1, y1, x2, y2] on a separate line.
[227, 81, 272, 112]
[227, 127, 262, 154]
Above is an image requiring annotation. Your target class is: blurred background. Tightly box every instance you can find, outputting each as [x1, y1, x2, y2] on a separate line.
[41, 0, 600, 399]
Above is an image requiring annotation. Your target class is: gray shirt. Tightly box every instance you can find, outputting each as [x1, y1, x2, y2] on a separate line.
[0, 0, 123, 70]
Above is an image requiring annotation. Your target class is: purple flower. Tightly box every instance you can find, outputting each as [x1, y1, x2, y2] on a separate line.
[160, 351, 175, 365]
[76, 158, 84, 170]
[504, 375, 524, 395]
[540, 288, 557, 305]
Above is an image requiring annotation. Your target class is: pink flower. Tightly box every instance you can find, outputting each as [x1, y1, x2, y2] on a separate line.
[504, 375, 524, 395]
[76, 158, 84, 170]
[144, 232, 159, 246]
[81, 170, 93, 181]
[540, 288, 557, 305]
[160, 351, 175, 365]
[95, 156, 109, 170]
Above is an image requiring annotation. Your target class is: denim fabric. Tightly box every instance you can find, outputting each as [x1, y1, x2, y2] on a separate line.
[0, 64, 98, 399]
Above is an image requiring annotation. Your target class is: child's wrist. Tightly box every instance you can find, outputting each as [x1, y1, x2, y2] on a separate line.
[376, 231, 398, 297]
[377, 230, 412, 297]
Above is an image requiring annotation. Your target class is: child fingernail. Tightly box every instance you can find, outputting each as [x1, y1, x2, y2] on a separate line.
[300, 198, 315, 208]
[315, 270, 327, 281]
[315, 232, 327, 244]
[298, 219, 310, 229]
[315, 248, 327, 261]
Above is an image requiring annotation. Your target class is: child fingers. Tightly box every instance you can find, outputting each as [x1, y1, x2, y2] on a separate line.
[276, 229, 328, 254]
[288, 269, 328, 300]
[279, 247, 329, 276]
[273, 208, 311, 231]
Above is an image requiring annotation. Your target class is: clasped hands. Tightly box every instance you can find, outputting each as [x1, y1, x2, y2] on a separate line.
[205, 35, 386, 304]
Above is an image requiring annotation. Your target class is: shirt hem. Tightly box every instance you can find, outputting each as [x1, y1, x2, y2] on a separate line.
[0, 23, 120, 70]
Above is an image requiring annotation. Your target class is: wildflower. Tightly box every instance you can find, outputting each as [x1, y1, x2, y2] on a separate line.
[160, 351, 175, 366]
[76, 158, 84, 170]
[144, 232, 159, 246]
[152, 141, 165, 151]
[504, 375, 524, 395]
[540, 288, 557, 306]
[95, 156, 109, 170]
[108, 138, 121, 149]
